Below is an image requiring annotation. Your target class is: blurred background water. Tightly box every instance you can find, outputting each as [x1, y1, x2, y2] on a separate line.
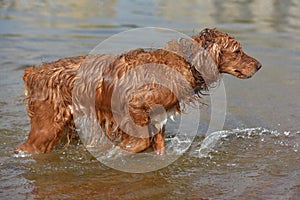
[0, 0, 299, 199]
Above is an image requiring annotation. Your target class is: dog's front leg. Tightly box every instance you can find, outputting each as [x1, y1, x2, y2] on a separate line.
[119, 133, 151, 153]
[149, 125, 165, 155]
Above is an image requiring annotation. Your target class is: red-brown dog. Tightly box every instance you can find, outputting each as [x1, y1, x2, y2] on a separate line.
[15, 28, 261, 155]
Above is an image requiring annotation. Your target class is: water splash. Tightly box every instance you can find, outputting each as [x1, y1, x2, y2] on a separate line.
[13, 151, 32, 158]
[196, 130, 229, 158]
[195, 127, 300, 158]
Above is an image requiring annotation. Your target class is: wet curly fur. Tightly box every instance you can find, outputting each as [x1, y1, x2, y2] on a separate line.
[15, 28, 261, 154]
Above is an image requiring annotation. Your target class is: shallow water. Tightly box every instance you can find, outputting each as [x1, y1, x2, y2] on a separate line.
[0, 0, 300, 199]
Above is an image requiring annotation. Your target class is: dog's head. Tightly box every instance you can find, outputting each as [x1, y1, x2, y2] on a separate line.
[194, 28, 262, 79]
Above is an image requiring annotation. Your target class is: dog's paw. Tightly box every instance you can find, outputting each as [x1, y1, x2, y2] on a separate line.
[155, 148, 165, 156]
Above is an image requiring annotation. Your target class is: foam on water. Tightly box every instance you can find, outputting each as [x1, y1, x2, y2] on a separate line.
[13, 151, 32, 158]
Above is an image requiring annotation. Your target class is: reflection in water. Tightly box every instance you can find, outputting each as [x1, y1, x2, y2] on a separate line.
[21, 128, 300, 199]
[156, 0, 300, 32]
[1, 0, 116, 18]
[0, 0, 117, 28]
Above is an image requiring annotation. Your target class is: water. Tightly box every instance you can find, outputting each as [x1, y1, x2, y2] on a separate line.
[1, 0, 300, 199]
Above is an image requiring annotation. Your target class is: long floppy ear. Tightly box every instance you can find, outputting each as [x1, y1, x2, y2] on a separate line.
[197, 28, 222, 67]
[206, 43, 221, 67]
[190, 45, 221, 86]
[164, 33, 221, 86]
[188, 28, 222, 85]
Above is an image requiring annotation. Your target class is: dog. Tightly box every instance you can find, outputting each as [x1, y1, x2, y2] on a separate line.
[14, 28, 261, 155]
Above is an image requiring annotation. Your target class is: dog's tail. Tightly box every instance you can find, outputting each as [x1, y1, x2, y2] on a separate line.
[22, 66, 37, 97]
[23, 66, 36, 82]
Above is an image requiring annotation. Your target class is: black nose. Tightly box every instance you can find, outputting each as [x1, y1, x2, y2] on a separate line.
[255, 62, 262, 70]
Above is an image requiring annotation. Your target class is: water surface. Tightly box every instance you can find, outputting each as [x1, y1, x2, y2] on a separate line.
[0, 0, 299, 199]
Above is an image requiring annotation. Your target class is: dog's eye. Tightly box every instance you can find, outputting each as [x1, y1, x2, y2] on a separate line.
[234, 49, 241, 54]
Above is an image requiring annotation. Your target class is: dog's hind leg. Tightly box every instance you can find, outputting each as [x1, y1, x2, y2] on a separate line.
[14, 100, 67, 154]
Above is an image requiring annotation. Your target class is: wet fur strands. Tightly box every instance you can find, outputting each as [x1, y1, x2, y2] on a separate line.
[15, 28, 262, 154]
